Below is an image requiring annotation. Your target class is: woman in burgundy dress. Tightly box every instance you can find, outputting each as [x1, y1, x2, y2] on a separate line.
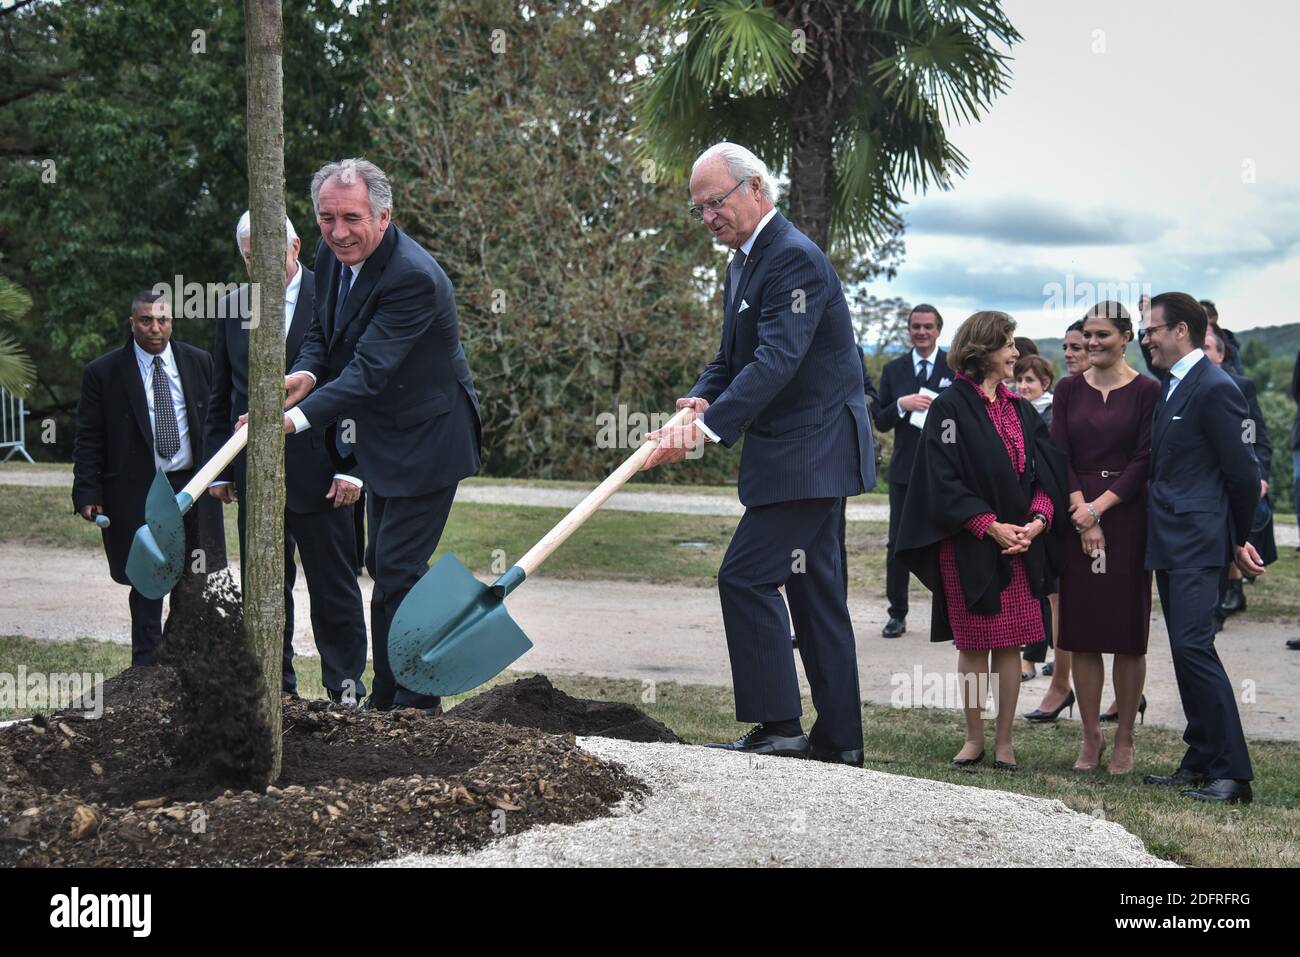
[898, 312, 1068, 771]
[1052, 301, 1161, 774]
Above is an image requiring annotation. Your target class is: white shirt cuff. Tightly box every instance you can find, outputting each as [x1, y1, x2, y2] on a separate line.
[897, 399, 906, 416]
[208, 481, 232, 488]
[696, 417, 721, 443]
[291, 370, 317, 384]
[334, 474, 362, 489]
[286, 406, 310, 433]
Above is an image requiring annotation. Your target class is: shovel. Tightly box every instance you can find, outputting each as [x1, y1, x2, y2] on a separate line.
[125, 426, 248, 599]
[390, 406, 698, 696]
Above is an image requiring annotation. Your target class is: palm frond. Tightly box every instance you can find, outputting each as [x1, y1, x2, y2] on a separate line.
[0, 332, 35, 396]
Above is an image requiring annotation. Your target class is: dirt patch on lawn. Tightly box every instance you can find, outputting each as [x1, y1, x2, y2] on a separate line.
[450, 675, 682, 743]
[0, 667, 644, 867]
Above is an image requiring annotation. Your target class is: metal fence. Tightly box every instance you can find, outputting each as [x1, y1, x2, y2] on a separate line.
[0, 386, 34, 462]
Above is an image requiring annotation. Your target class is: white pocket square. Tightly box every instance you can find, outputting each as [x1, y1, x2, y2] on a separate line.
[1172, 415, 1182, 420]
[938, 377, 951, 388]
[738, 299, 750, 312]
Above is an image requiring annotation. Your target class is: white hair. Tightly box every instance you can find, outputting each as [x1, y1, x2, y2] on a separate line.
[692, 142, 779, 204]
[234, 211, 299, 257]
[311, 158, 393, 217]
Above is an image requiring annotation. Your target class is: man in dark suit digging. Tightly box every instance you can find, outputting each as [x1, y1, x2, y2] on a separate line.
[643, 142, 875, 766]
[250, 159, 482, 713]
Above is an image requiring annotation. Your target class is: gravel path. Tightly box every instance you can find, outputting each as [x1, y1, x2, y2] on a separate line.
[4, 543, 1298, 741]
[386, 737, 1176, 868]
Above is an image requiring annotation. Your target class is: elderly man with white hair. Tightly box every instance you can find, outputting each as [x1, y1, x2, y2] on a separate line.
[644, 142, 876, 765]
[207, 211, 369, 704]
[267, 158, 483, 713]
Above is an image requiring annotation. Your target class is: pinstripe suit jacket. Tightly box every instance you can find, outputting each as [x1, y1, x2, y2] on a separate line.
[689, 212, 876, 507]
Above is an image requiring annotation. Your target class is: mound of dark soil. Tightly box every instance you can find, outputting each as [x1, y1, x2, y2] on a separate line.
[0, 667, 643, 867]
[449, 675, 682, 743]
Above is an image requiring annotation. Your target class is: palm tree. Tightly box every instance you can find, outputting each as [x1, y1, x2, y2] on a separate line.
[0, 276, 35, 395]
[636, 0, 1021, 252]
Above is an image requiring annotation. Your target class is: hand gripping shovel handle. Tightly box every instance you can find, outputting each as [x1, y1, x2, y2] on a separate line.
[493, 405, 696, 596]
[174, 425, 248, 512]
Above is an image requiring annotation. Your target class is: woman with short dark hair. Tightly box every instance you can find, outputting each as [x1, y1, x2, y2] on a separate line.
[897, 311, 1068, 770]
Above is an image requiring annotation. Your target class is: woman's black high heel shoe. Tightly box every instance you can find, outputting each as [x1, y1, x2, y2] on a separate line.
[1023, 689, 1075, 722]
[951, 750, 985, 767]
[1100, 693, 1147, 724]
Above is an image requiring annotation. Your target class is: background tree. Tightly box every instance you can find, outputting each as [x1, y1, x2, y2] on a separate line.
[0, 276, 35, 394]
[636, 0, 1021, 252]
[0, 0, 374, 455]
[369, 0, 740, 483]
[242, 0, 287, 784]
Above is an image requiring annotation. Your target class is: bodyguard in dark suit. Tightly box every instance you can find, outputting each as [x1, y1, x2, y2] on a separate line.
[207, 212, 368, 703]
[73, 291, 227, 665]
[1141, 292, 1262, 804]
[1202, 329, 1274, 623]
[645, 143, 875, 766]
[275, 159, 482, 712]
[871, 305, 952, 638]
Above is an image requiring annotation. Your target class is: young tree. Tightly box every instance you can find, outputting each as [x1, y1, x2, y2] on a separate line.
[243, 0, 286, 783]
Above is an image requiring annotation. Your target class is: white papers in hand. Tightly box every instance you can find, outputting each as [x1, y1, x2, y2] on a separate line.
[909, 388, 941, 430]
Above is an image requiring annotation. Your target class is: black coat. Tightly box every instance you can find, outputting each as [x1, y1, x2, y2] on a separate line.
[871, 348, 953, 484]
[292, 224, 482, 498]
[1226, 369, 1276, 565]
[1289, 350, 1300, 450]
[895, 379, 1068, 643]
[72, 338, 227, 584]
[206, 266, 340, 514]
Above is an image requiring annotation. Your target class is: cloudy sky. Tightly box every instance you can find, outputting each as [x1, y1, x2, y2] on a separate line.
[870, 0, 1300, 341]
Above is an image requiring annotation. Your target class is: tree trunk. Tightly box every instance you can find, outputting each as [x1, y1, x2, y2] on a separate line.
[779, 0, 863, 253]
[243, 0, 286, 784]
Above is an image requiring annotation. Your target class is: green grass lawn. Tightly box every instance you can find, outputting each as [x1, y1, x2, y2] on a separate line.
[2, 634, 1295, 868]
[9, 480, 1300, 619]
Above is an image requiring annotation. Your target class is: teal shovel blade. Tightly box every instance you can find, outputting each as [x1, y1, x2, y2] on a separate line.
[389, 554, 533, 697]
[125, 469, 187, 600]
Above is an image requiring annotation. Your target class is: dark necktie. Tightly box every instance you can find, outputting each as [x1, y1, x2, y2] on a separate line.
[917, 358, 929, 390]
[728, 250, 747, 306]
[151, 355, 181, 460]
[335, 265, 353, 326]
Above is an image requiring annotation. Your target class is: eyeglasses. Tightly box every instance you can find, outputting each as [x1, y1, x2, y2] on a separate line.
[689, 180, 748, 221]
[1139, 323, 1170, 340]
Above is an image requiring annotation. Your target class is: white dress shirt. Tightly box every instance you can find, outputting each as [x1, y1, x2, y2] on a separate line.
[696, 210, 779, 445]
[896, 346, 940, 416]
[134, 340, 194, 472]
[286, 261, 362, 435]
[1165, 348, 1205, 399]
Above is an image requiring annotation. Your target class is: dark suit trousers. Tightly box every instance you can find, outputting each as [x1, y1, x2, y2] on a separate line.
[129, 468, 197, 667]
[236, 501, 368, 697]
[366, 483, 458, 708]
[1155, 569, 1253, 781]
[718, 497, 863, 751]
[885, 481, 911, 618]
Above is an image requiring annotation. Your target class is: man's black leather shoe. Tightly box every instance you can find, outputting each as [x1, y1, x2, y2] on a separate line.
[1144, 768, 1206, 787]
[705, 725, 811, 757]
[882, 616, 906, 638]
[811, 747, 864, 767]
[360, 696, 394, 712]
[1286, 637, 1300, 650]
[1182, 778, 1252, 804]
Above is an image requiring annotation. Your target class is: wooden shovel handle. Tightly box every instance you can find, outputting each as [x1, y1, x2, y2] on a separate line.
[179, 425, 249, 507]
[514, 406, 698, 579]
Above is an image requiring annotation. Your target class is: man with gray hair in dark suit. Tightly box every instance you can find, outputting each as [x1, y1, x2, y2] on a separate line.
[644, 142, 875, 766]
[250, 158, 483, 713]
